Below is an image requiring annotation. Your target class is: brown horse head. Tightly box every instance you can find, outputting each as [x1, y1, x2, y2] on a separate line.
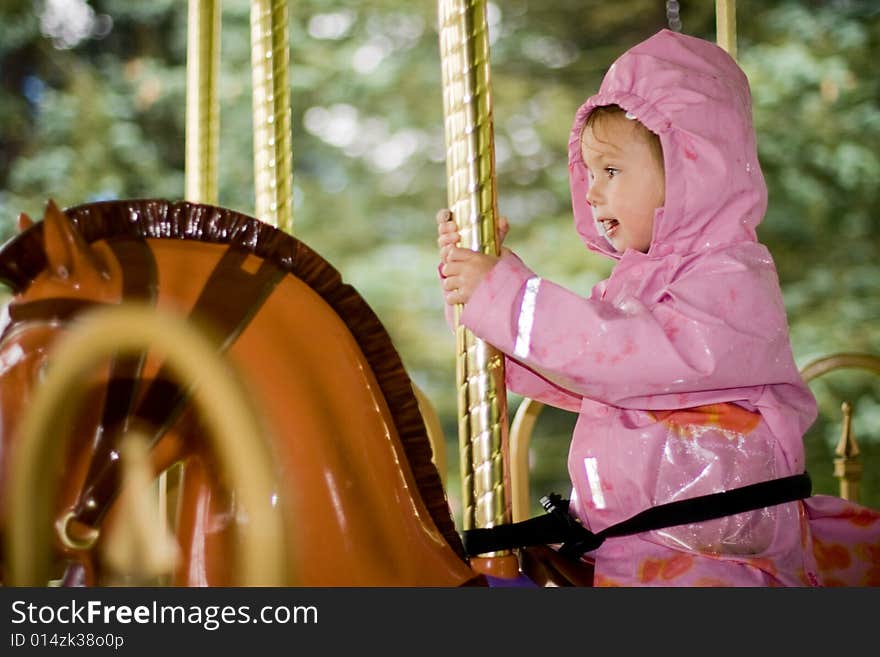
[0, 199, 482, 586]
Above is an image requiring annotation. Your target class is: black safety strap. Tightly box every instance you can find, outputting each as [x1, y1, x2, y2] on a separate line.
[463, 472, 812, 560]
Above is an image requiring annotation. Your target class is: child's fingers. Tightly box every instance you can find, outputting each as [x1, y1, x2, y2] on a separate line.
[445, 248, 462, 262]
[437, 225, 458, 241]
[438, 225, 459, 245]
[437, 217, 459, 250]
[445, 246, 472, 262]
[435, 208, 453, 225]
[441, 259, 461, 277]
[497, 215, 510, 243]
[437, 235, 459, 256]
[439, 238, 459, 253]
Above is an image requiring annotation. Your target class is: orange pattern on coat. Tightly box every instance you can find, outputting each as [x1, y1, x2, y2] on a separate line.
[593, 574, 623, 587]
[693, 577, 731, 587]
[812, 540, 852, 572]
[638, 553, 695, 583]
[839, 506, 880, 528]
[650, 403, 761, 435]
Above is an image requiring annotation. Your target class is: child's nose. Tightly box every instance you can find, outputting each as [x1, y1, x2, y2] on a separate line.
[586, 184, 601, 207]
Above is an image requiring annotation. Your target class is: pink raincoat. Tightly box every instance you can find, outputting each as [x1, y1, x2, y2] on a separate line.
[456, 29, 880, 586]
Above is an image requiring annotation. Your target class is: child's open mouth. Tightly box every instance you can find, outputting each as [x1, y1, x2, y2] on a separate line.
[601, 218, 620, 238]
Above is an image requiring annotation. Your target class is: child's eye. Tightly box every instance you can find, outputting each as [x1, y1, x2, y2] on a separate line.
[605, 167, 619, 179]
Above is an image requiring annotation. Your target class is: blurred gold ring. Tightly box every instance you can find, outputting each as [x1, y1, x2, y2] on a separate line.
[56, 510, 99, 551]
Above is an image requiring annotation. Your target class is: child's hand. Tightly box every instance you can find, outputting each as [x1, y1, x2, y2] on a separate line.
[436, 208, 510, 304]
[436, 209, 459, 264]
[441, 247, 503, 305]
[436, 208, 510, 264]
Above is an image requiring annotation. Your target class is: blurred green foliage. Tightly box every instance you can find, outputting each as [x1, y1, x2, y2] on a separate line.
[0, 1, 877, 522]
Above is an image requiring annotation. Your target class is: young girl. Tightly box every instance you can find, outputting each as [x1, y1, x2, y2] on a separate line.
[438, 29, 880, 586]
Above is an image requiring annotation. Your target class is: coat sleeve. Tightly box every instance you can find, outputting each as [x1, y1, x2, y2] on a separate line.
[504, 357, 583, 412]
[459, 248, 801, 406]
[439, 256, 582, 412]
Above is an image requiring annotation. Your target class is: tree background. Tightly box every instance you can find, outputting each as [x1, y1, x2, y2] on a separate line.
[1, 0, 878, 519]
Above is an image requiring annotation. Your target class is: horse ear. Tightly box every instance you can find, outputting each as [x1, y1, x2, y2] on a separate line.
[17, 212, 34, 232]
[42, 199, 109, 282]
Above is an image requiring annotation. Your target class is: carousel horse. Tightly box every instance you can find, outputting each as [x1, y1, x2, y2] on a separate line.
[0, 198, 486, 586]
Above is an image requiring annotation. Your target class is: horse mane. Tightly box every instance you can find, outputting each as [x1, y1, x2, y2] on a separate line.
[0, 198, 467, 563]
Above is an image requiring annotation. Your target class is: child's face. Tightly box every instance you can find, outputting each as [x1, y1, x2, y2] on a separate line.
[580, 115, 665, 254]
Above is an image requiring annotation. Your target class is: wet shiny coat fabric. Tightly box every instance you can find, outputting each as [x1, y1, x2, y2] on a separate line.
[459, 29, 880, 586]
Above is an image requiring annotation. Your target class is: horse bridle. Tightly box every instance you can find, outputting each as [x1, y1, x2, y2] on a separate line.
[2, 236, 285, 540]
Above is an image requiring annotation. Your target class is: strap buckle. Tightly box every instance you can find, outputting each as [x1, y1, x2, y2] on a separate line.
[540, 493, 603, 560]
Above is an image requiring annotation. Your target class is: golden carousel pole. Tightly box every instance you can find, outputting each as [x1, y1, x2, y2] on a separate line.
[185, 0, 221, 205]
[250, 0, 294, 234]
[715, 0, 737, 59]
[437, 0, 518, 579]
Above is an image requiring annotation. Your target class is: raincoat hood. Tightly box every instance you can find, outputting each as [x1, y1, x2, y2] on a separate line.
[569, 29, 767, 259]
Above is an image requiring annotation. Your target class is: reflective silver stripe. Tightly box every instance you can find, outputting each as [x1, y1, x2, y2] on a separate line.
[513, 276, 541, 358]
[583, 457, 606, 509]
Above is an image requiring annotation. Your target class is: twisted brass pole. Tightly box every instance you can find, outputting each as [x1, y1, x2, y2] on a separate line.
[437, 0, 515, 576]
[185, 0, 221, 204]
[716, 0, 737, 59]
[250, 0, 294, 234]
